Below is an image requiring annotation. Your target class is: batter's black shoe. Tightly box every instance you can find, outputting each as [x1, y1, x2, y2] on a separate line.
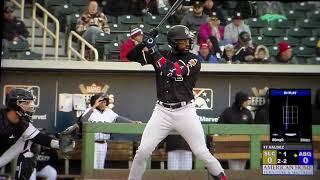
[211, 172, 227, 180]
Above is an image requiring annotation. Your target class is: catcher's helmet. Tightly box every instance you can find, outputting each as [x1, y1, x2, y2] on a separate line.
[167, 25, 193, 51]
[6, 88, 36, 121]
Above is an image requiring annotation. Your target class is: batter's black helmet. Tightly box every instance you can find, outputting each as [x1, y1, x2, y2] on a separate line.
[6, 88, 35, 121]
[167, 25, 193, 51]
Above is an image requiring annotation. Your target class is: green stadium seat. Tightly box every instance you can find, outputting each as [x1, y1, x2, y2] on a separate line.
[296, 19, 320, 29]
[159, 44, 171, 51]
[280, 2, 293, 12]
[110, 23, 131, 33]
[287, 27, 312, 38]
[156, 34, 167, 45]
[252, 36, 274, 46]
[270, 19, 294, 29]
[250, 28, 261, 37]
[8, 40, 29, 52]
[44, 0, 66, 11]
[295, 57, 307, 64]
[293, 46, 316, 58]
[104, 42, 120, 61]
[268, 46, 279, 57]
[53, 4, 78, 31]
[307, 10, 320, 21]
[69, 0, 89, 7]
[118, 15, 142, 25]
[66, 13, 81, 32]
[159, 24, 171, 35]
[301, 37, 319, 48]
[306, 56, 320, 64]
[285, 10, 306, 21]
[312, 29, 320, 37]
[16, 51, 42, 60]
[274, 36, 300, 47]
[293, 2, 315, 12]
[117, 33, 131, 43]
[130, 24, 151, 33]
[245, 18, 268, 28]
[143, 15, 161, 26]
[95, 32, 117, 44]
[106, 15, 117, 24]
[158, 6, 170, 17]
[261, 27, 286, 37]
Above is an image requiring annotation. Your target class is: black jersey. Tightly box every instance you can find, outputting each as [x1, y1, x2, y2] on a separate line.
[127, 44, 201, 103]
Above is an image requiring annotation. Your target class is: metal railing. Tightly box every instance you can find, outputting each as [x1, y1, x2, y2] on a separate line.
[67, 31, 99, 61]
[31, 2, 60, 60]
[81, 123, 320, 177]
[10, 0, 25, 20]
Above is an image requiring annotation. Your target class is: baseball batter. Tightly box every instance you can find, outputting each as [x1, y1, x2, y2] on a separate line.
[126, 25, 227, 180]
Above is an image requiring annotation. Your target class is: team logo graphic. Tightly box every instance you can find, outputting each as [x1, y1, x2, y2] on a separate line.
[3, 85, 40, 107]
[193, 88, 213, 110]
[249, 86, 269, 111]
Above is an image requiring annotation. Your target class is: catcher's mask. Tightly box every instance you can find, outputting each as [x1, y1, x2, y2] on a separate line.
[6, 88, 36, 122]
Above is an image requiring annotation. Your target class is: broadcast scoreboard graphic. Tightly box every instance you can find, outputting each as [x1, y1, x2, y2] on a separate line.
[262, 143, 314, 175]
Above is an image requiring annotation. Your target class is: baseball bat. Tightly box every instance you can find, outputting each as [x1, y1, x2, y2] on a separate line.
[156, 0, 184, 29]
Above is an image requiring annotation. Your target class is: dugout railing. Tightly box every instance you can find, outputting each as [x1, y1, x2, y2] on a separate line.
[81, 123, 320, 178]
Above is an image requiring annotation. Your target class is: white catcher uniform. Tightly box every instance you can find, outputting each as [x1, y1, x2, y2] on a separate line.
[127, 25, 225, 180]
[82, 107, 118, 169]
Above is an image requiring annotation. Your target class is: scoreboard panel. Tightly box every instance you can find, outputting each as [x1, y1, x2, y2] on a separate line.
[262, 143, 314, 175]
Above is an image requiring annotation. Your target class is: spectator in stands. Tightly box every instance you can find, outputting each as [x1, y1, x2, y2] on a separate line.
[224, 12, 251, 45]
[252, 45, 271, 64]
[167, 0, 189, 25]
[2, 1, 29, 55]
[207, 36, 222, 59]
[180, 1, 208, 33]
[158, 0, 170, 8]
[198, 12, 224, 44]
[312, 89, 320, 125]
[76, 0, 110, 45]
[220, 44, 238, 64]
[255, 90, 270, 124]
[120, 28, 144, 62]
[271, 42, 297, 64]
[130, 0, 159, 16]
[234, 1, 258, 19]
[219, 91, 253, 170]
[198, 43, 219, 63]
[234, 31, 255, 63]
[256, 1, 285, 16]
[202, 0, 226, 26]
[161, 135, 193, 170]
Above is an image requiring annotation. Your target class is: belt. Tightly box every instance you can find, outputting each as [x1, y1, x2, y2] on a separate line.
[157, 100, 192, 109]
[95, 140, 107, 143]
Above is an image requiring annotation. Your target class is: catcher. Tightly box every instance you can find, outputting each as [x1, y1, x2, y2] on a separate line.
[0, 88, 75, 179]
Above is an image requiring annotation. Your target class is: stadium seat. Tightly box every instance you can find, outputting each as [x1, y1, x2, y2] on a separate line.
[270, 19, 294, 30]
[159, 24, 171, 34]
[95, 32, 117, 44]
[16, 51, 42, 60]
[280, 2, 293, 12]
[130, 24, 151, 33]
[296, 19, 320, 29]
[252, 36, 274, 46]
[293, 2, 315, 12]
[261, 27, 286, 37]
[307, 10, 320, 21]
[143, 15, 161, 26]
[117, 33, 131, 43]
[66, 13, 81, 32]
[274, 36, 300, 47]
[118, 15, 142, 25]
[306, 56, 320, 64]
[104, 42, 120, 61]
[158, 6, 170, 17]
[245, 18, 268, 28]
[155, 34, 167, 45]
[44, 0, 65, 12]
[295, 57, 307, 64]
[7, 40, 29, 52]
[301, 37, 319, 48]
[159, 44, 171, 52]
[293, 46, 316, 58]
[285, 10, 306, 21]
[287, 27, 312, 38]
[268, 46, 279, 57]
[53, 4, 78, 31]
[69, 0, 89, 7]
[110, 23, 131, 33]
[312, 29, 320, 37]
[106, 15, 117, 24]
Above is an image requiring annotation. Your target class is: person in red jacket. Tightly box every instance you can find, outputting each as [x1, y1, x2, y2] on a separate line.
[119, 28, 144, 62]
